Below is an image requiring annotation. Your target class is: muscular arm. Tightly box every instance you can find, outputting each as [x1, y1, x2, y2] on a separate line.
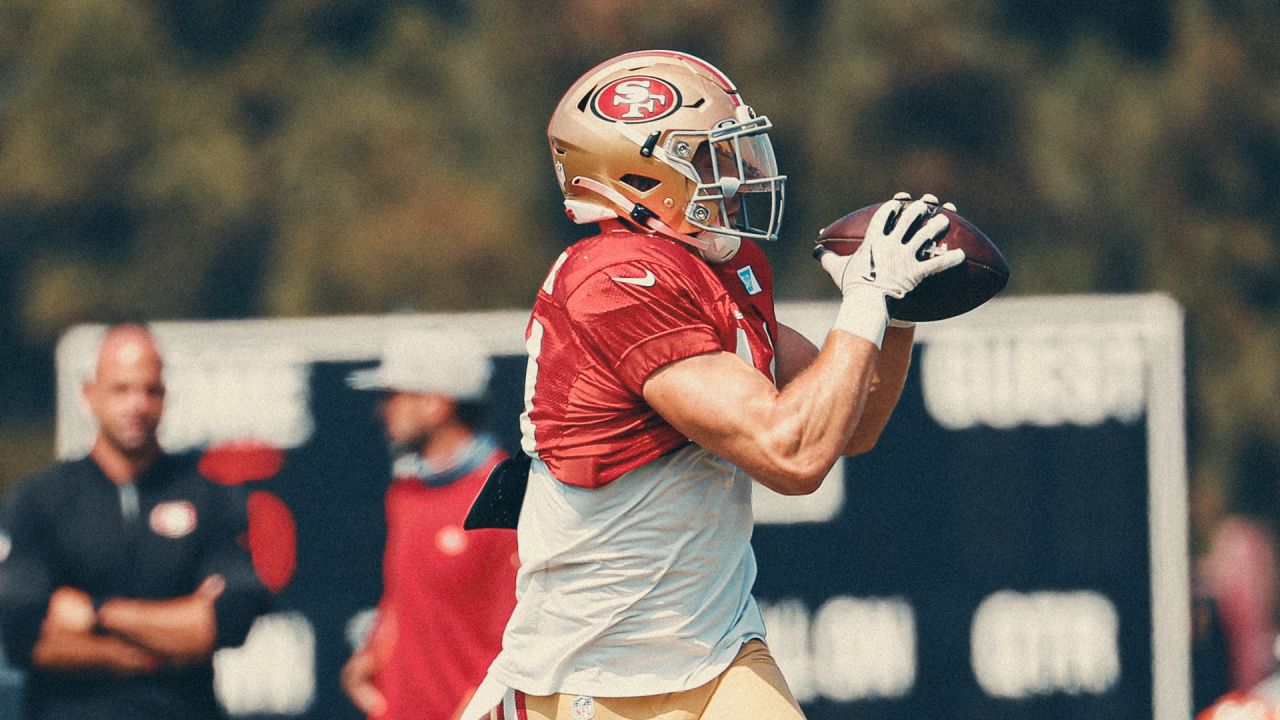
[644, 328, 878, 496]
[96, 575, 224, 667]
[0, 482, 160, 674]
[757, 193, 958, 471]
[846, 324, 914, 454]
[773, 322, 915, 457]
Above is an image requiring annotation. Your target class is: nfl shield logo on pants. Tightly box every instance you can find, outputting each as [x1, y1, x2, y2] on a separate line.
[570, 696, 596, 720]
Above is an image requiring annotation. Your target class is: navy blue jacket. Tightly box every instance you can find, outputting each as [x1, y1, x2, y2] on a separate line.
[0, 452, 270, 720]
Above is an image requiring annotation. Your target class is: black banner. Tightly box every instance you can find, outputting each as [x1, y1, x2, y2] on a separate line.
[5, 297, 1185, 719]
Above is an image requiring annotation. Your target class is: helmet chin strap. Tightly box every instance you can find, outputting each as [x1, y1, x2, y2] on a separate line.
[568, 177, 740, 263]
[694, 232, 741, 263]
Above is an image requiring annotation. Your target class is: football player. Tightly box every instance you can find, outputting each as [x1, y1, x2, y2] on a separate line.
[461, 50, 963, 720]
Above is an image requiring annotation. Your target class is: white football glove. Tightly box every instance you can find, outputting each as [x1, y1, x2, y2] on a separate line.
[817, 193, 966, 346]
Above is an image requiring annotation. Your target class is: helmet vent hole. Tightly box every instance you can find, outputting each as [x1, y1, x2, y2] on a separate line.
[620, 174, 661, 192]
[687, 98, 705, 109]
[576, 87, 597, 112]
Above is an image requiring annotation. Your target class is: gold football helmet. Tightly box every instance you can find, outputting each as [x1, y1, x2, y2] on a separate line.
[548, 50, 786, 262]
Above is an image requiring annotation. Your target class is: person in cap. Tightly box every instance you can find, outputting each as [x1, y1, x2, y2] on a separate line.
[340, 329, 517, 720]
[0, 323, 270, 720]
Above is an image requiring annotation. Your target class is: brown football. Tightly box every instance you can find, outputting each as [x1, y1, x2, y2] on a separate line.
[816, 204, 1010, 322]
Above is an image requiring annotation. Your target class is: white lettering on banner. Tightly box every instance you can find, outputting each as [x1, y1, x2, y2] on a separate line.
[921, 327, 1146, 429]
[214, 612, 316, 716]
[346, 607, 378, 649]
[970, 590, 1121, 698]
[760, 599, 816, 701]
[159, 348, 313, 450]
[813, 596, 917, 701]
[761, 596, 916, 703]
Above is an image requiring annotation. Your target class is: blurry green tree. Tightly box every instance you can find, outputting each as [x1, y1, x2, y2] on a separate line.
[1, 0, 1278, 542]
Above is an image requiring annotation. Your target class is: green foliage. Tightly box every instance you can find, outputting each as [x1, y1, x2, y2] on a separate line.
[1, 0, 1278, 526]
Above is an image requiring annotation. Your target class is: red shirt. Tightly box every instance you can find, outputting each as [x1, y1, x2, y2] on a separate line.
[520, 228, 778, 488]
[371, 445, 517, 720]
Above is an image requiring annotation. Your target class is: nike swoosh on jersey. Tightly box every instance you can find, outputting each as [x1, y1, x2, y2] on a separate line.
[612, 270, 657, 287]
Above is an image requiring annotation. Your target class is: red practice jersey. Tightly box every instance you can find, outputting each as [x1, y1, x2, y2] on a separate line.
[371, 445, 517, 720]
[519, 227, 778, 488]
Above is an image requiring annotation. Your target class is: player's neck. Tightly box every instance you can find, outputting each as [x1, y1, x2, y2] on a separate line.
[597, 218, 639, 234]
[419, 422, 474, 466]
[90, 436, 160, 485]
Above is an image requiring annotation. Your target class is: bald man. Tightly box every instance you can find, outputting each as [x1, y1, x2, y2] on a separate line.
[0, 324, 270, 720]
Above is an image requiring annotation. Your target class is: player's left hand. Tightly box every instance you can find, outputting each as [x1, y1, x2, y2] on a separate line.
[817, 192, 966, 301]
[886, 193, 956, 330]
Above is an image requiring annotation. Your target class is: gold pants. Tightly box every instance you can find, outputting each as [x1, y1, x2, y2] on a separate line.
[488, 639, 806, 720]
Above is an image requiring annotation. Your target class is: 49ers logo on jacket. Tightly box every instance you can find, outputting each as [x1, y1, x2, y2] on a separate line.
[150, 500, 198, 538]
[592, 76, 682, 123]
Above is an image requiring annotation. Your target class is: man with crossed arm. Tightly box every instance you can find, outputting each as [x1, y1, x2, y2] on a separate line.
[0, 324, 269, 720]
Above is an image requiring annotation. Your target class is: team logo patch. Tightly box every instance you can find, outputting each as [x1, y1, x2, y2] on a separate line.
[150, 501, 198, 538]
[436, 525, 468, 556]
[592, 76, 682, 123]
[570, 696, 596, 720]
[737, 265, 763, 295]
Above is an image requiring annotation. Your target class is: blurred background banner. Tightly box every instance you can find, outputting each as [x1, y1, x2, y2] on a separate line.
[2, 294, 1187, 719]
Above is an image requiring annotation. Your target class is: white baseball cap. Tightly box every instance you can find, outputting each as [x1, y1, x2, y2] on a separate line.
[347, 329, 493, 401]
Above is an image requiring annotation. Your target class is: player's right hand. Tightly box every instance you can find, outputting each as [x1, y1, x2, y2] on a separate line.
[44, 586, 96, 633]
[818, 193, 965, 301]
[341, 650, 388, 716]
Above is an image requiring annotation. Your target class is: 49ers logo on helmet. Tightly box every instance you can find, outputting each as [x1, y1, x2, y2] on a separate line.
[592, 76, 682, 123]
